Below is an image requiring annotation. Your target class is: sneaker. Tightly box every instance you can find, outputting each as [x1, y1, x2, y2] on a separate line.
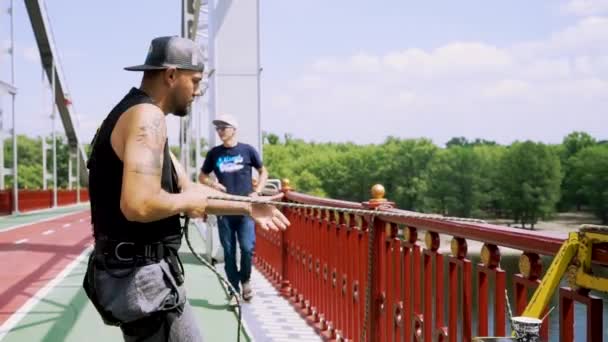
[242, 281, 253, 301]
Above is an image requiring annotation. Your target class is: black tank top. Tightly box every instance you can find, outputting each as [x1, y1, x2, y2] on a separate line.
[87, 88, 182, 243]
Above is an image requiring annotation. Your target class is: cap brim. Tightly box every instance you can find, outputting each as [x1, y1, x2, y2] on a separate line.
[124, 64, 168, 72]
[212, 119, 229, 126]
[212, 119, 237, 128]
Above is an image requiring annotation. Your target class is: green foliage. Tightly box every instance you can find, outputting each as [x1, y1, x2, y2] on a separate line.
[423, 147, 480, 217]
[4, 129, 606, 225]
[3, 135, 78, 189]
[263, 132, 605, 224]
[263, 132, 280, 145]
[569, 145, 608, 223]
[497, 141, 562, 227]
[559, 131, 597, 210]
[374, 137, 437, 210]
[446, 137, 497, 148]
[473, 145, 507, 217]
[562, 131, 596, 159]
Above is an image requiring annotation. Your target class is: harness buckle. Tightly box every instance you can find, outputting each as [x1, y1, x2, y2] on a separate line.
[114, 242, 136, 262]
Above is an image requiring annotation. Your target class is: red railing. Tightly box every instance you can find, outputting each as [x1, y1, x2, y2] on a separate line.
[254, 181, 608, 341]
[0, 189, 89, 215]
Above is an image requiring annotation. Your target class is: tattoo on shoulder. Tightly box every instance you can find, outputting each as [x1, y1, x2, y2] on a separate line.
[131, 114, 165, 176]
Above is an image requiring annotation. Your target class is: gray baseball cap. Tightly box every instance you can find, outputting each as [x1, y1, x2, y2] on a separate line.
[124, 36, 204, 72]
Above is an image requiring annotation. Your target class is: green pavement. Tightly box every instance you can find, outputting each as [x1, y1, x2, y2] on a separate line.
[0, 204, 90, 231]
[1, 223, 251, 342]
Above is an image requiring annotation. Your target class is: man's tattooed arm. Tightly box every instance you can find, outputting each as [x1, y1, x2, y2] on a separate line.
[130, 115, 165, 176]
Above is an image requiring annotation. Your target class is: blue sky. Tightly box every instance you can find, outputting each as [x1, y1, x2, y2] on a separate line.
[1, 0, 607, 146]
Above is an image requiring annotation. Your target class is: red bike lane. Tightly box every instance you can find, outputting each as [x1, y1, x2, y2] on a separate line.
[0, 210, 92, 326]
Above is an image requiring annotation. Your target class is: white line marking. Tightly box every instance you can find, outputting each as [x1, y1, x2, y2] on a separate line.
[0, 246, 92, 341]
[63, 223, 71, 228]
[0, 203, 88, 220]
[42, 230, 54, 236]
[14, 239, 28, 244]
[0, 210, 88, 233]
[79, 218, 85, 223]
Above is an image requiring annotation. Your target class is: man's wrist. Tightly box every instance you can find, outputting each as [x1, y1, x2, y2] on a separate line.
[175, 192, 193, 214]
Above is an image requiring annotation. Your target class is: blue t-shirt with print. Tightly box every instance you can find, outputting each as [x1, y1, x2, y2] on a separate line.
[201, 143, 263, 196]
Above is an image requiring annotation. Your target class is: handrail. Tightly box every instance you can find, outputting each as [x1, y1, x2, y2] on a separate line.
[254, 183, 608, 341]
[284, 191, 364, 210]
[285, 190, 608, 265]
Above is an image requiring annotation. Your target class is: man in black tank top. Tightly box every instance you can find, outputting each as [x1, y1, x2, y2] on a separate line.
[83, 36, 289, 342]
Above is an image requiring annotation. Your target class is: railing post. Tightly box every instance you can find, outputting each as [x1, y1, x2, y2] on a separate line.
[362, 184, 394, 342]
[477, 244, 506, 337]
[514, 252, 550, 340]
[280, 178, 292, 296]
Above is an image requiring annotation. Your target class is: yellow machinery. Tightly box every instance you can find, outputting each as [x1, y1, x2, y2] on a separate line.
[473, 224, 608, 341]
[522, 224, 608, 318]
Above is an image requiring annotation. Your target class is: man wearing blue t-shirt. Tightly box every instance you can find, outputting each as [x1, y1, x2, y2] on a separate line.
[199, 114, 268, 305]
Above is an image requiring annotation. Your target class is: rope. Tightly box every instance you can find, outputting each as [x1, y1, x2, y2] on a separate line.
[182, 217, 243, 342]
[361, 210, 376, 342]
[206, 195, 487, 224]
[202, 194, 486, 341]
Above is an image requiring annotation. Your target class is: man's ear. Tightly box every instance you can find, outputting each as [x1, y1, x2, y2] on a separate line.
[163, 67, 178, 86]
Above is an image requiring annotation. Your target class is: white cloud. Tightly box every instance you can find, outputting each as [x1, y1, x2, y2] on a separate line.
[431, 42, 512, 73]
[23, 46, 39, 63]
[561, 0, 608, 16]
[574, 56, 594, 74]
[516, 59, 571, 81]
[349, 53, 381, 73]
[311, 57, 341, 72]
[396, 91, 416, 106]
[549, 16, 608, 52]
[514, 16, 608, 58]
[483, 80, 531, 99]
[263, 15, 608, 144]
[383, 48, 429, 72]
[289, 75, 325, 90]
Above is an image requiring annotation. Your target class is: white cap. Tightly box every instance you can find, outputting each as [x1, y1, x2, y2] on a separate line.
[212, 114, 238, 129]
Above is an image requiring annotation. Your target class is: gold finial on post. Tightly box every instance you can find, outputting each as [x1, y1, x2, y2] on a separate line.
[365, 183, 393, 209]
[281, 178, 292, 192]
[370, 184, 386, 203]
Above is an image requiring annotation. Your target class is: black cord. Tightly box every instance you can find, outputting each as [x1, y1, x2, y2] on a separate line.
[183, 217, 243, 342]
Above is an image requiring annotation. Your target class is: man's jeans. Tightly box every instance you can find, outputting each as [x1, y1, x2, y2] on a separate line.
[87, 257, 204, 341]
[217, 215, 255, 294]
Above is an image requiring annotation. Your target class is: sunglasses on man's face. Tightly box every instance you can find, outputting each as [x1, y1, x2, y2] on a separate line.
[215, 125, 233, 131]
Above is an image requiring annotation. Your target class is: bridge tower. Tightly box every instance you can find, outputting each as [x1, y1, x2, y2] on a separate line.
[179, 0, 262, 179]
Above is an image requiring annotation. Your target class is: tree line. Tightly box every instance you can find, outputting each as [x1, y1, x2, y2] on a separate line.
[4, 131, 606, 226]
[2, 135, 76, 190]
[263, 132, 608, 226]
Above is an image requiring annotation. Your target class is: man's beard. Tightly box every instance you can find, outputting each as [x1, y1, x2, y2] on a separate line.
[174, 103, 190, 117]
